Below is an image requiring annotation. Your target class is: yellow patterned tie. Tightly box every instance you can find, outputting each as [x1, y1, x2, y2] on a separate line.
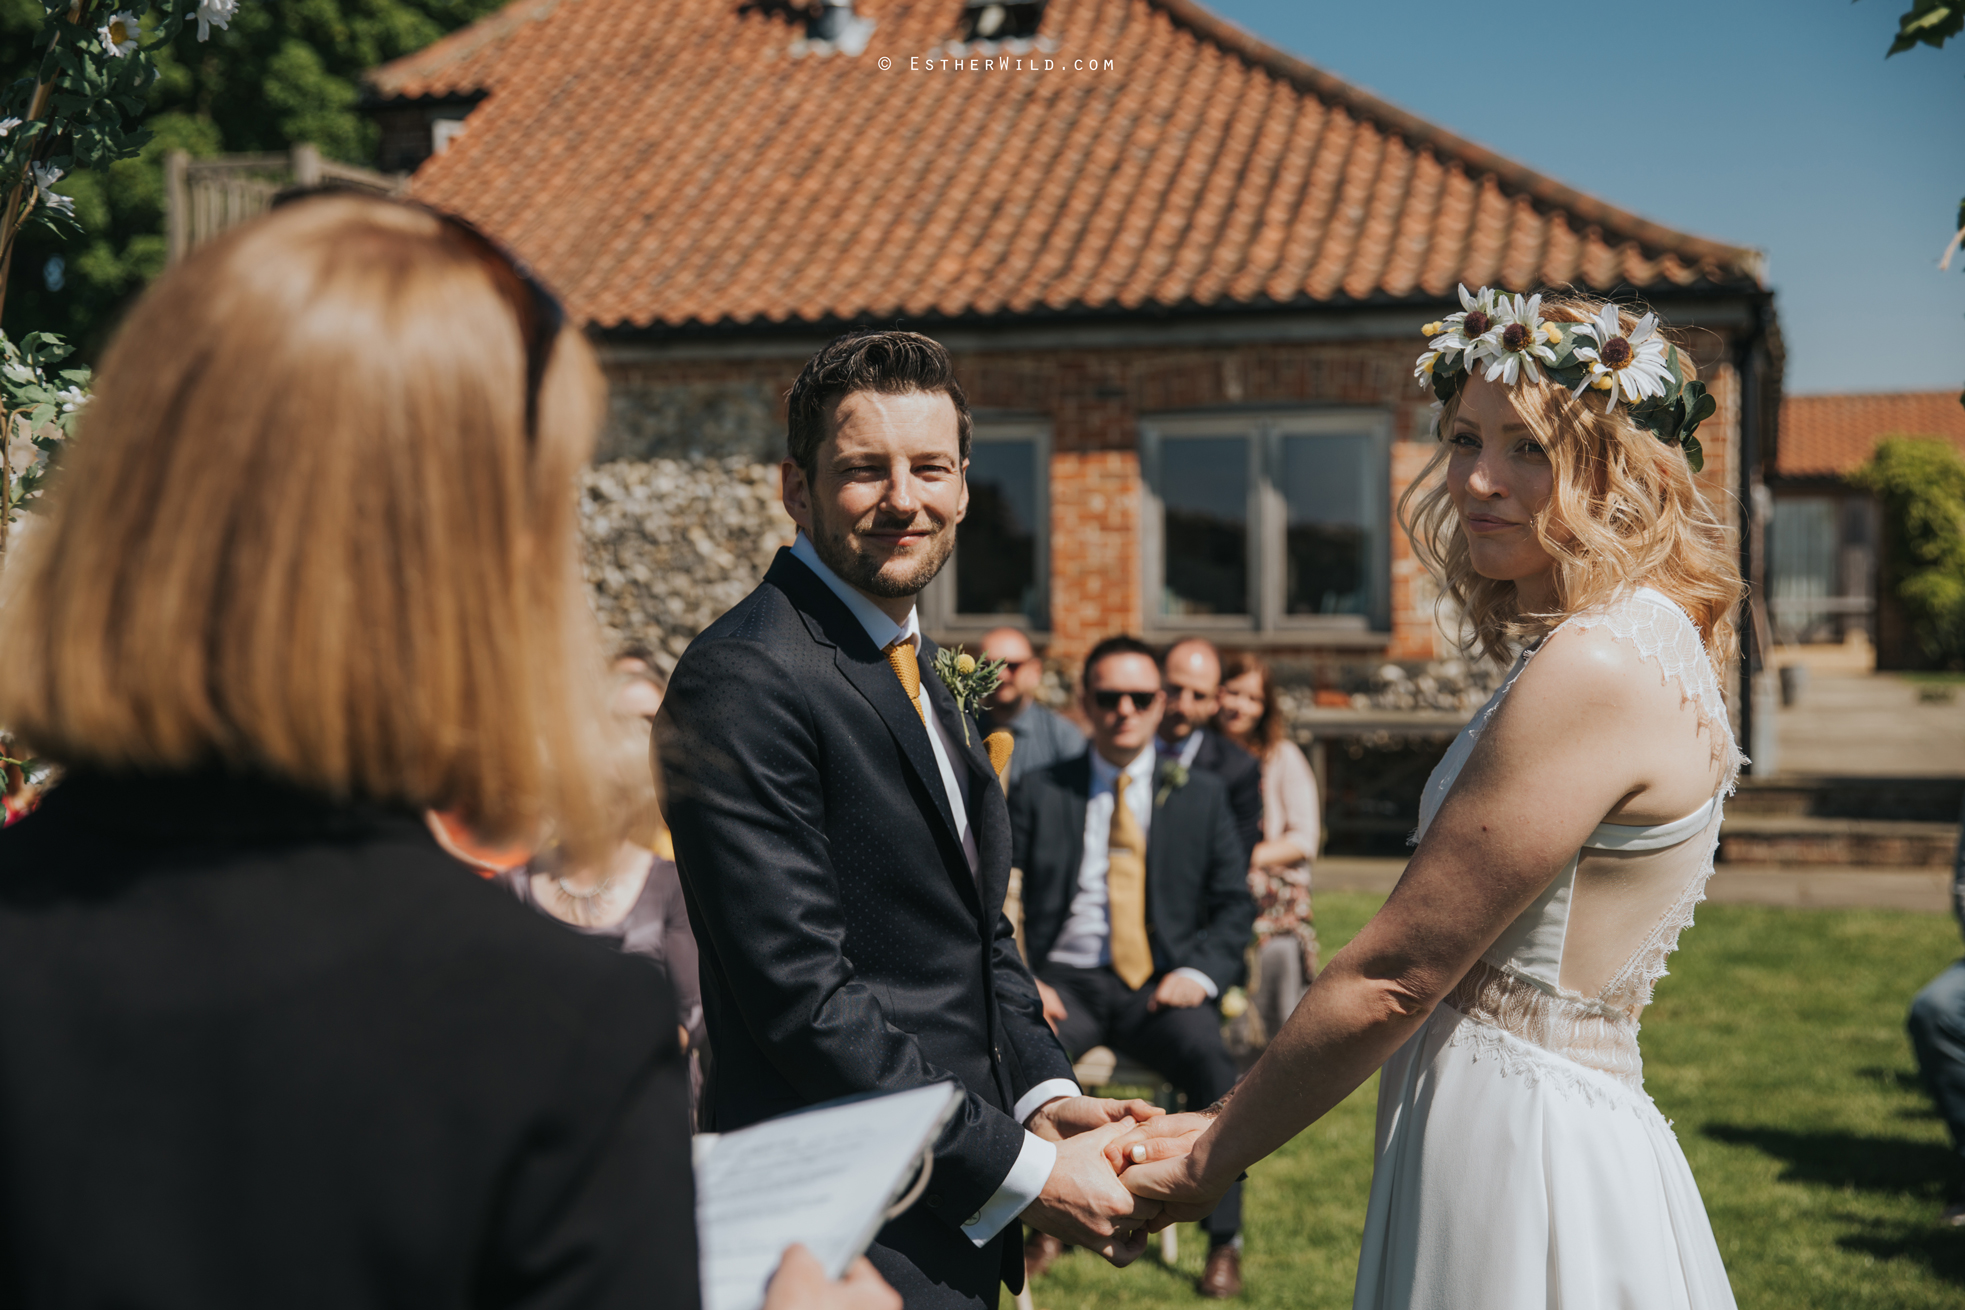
[884, 638, 927, 725]
[1107, 773, 1153, 990]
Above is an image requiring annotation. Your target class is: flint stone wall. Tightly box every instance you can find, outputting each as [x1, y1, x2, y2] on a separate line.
[579, 457, 792, 674]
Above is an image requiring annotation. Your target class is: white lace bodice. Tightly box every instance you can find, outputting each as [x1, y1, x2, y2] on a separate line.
[1418, 588, 1743, 1091]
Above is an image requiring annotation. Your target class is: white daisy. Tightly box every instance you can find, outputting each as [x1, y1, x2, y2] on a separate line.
[1413, 349, 1442, 388]
[196, 0, 239, 41]
[1571, 302, 1672, 410]
[30, 163, 73, 218]
[1479, 293, 1560, 386]
[1429, 283, 1505, 368]
[99, 10, 140, 57]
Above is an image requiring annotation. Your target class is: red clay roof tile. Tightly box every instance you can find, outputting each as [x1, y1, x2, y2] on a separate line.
[1778, 392, 1965, 479]
[368, 0, 1765, 332]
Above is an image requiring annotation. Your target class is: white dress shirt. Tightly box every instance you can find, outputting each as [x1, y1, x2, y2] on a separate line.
[789, 533, 1077, 1242]
[1045, 741, 1220, 999]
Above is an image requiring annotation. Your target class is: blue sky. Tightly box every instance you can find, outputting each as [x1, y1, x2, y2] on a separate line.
[1205, 0, 1963, 396]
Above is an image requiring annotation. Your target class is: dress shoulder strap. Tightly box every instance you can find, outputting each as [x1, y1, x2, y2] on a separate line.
[1552, 587, 1743, 788]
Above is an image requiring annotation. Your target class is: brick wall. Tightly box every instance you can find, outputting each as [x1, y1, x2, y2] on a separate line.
[594, 323, 1748, 675]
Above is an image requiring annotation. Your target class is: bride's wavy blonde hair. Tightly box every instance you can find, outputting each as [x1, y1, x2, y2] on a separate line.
[1398, 292, 1742, 671]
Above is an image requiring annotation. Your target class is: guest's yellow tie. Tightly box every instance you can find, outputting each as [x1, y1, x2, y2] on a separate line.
[884, 638, 927, 725]
[1107, 775, 1153, 990]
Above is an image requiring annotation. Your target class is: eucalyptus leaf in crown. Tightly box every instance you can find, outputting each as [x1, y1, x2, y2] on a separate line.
[931, 647, 1006, 747]
[1414, 285, 1715, 473]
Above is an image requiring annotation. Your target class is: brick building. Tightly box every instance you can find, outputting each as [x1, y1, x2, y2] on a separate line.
[366, 0, 1780, 712]
[1770, 391, 1965, 663]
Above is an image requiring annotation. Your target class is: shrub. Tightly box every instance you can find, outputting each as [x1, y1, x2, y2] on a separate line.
[1852, 436, 1965, 669]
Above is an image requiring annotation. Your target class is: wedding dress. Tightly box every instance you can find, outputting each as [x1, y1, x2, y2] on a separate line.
[1353, 587, 1740, 1310]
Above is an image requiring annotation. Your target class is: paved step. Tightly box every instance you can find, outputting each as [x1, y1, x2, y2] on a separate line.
[1730, 775, 1964, 822]
[1717, 815, 1960, 868]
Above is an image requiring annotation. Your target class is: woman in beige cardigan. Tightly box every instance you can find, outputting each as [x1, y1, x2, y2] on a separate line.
[1216, 653, 1320, 1046]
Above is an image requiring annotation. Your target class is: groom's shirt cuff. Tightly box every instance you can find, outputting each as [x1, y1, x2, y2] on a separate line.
[1011, 1079, 1081, 1126]
[960, 1080, 1081, 1246]
[962, 1131, 1056, 1246]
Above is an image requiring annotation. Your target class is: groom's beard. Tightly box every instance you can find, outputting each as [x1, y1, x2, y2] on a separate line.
[809, 505, 956, 599]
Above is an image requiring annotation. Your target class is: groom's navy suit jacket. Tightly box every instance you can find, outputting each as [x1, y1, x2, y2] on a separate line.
[656, 550, 1074, 1306]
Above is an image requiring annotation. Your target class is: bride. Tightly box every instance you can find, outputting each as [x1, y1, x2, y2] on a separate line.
[1114, 288, 1742, 1309]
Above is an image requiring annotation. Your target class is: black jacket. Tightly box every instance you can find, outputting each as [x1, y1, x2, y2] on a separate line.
[0, 770, 696, 1310]
[1181, 728, 1265, 862]
[1011, 753, 1257, 995]
[655, 549, 1074, 1307]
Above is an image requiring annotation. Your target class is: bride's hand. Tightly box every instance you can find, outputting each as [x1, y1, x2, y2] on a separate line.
[1102, 1110, 1212, 1173]
[1114, 1147, 1230, 1229]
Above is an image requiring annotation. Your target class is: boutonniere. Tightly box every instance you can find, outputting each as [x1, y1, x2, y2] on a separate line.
[931, 645, 1006, 747]
[1155, 761, 1189, 807]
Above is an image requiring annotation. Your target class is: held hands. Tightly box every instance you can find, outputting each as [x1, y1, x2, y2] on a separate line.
[763, 1245, 901, 1310]
[1020, 1117, 1164, 1265]
[1104, 1112, 1235, 1229]
[1025, 1094, 1163, 1143]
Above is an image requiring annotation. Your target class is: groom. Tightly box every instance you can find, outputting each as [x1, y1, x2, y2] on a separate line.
[657, 330, 1161, 1309]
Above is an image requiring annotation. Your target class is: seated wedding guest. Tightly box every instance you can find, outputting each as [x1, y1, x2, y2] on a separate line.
[1158, 638, 1263, 862]
[1215, 653, 1321, 1043]
[1908, 797, 1965, 1226]
[978, 626, 1086, 789]
[0, 194, 889, 1310]
[501, 656, 710, 1120]
[1012, 635, 1256, 1297]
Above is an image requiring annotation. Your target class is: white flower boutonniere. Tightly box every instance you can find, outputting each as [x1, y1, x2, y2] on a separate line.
[1155, 760, 1189, 808]
[931, 646, 1006, 747]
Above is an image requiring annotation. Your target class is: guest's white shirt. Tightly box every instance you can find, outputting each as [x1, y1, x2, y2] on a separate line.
[789, 533, 1077, 1242]
[1045, 741, 1220, 999]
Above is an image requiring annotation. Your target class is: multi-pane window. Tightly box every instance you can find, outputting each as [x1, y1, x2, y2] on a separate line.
[921, 420, 1049, 631]
[1142, 410, 1391, 634]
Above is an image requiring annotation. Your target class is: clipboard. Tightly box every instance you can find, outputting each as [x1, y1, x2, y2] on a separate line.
[693, 1082, 965, 1310]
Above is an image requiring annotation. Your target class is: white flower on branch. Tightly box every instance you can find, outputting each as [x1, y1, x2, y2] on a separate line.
[30, 163, 74, 218]
[0, 118, 21, 138]
[196, 0, 239, 42]
[6, 421, 44, 478]
[99, 10, 141, 57]
[53, 386, 88, 413]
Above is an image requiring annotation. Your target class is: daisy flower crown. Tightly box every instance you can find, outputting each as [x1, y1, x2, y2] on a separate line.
[1414, 285, 1718, 473]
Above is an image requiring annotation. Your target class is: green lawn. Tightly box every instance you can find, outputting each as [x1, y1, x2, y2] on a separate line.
[1012, 892, 1964, 1309]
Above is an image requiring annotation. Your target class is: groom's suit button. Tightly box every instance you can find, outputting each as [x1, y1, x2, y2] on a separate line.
[927, 1193, 941, 1207]
[967, 1210, 983, 1226]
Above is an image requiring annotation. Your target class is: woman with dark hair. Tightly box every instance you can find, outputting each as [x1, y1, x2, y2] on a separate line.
[0, 194, 889, 1310]
[1215, 652, 1320, 1045]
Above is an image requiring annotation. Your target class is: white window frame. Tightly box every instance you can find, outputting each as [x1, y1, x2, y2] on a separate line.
[919, 417, 1051, 634]
[1140, 407, 1392, 636]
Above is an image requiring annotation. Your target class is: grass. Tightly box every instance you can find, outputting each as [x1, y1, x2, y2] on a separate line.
[1010, 892, 1965, 1310]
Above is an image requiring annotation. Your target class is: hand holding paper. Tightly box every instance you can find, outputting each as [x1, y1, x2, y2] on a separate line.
[763, 1246, 900, 1310]
[1019, 1117, 1163, 1265]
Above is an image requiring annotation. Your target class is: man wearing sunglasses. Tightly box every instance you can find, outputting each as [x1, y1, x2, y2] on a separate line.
[1009, 635, 1257, 1297]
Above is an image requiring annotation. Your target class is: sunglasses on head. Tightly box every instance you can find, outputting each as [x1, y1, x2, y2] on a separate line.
[1090, 688, 1162, 713]
[270, 187, 566, 442]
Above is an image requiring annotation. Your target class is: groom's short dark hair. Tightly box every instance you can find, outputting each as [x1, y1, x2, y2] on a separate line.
[786, 329, 974, 479]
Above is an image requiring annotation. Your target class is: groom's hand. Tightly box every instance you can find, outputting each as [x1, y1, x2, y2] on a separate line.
[1026, 1095, 1163, 1143]
[1020, 1118, 1163, 1266]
